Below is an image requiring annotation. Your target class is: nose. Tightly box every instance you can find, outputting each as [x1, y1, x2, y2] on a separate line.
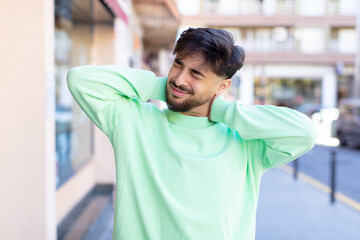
[174, 68, 188, 87]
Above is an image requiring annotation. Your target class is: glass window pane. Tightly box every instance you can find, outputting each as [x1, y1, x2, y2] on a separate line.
[55, 0, 93, 189]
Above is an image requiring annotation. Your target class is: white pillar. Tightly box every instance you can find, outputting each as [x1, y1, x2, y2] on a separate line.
[155, 49, 171, 109]
[353, 0, 360, 97]
[114, 18, 132, 66]
[92, 24, 116, 184]
[239, 66, 255, 105]
[322, 69, 337, 108]
[0, 0, 56, 239]
[159, 49, 172, 76]
[263, 0, 277, 15]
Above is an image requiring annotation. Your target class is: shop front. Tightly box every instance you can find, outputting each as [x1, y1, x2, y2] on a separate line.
[254, 77, 322, 111]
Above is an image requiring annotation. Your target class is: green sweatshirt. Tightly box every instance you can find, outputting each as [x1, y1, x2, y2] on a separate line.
[67, 65, 316, 240]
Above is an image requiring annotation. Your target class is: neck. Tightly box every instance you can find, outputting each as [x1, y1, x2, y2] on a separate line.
[180, 102, 210, 117]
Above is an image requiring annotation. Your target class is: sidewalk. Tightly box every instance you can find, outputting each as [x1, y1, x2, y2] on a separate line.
[256, 168, 360, 240]
[82, 168, 360, 239]
[84, 199, 114, 240]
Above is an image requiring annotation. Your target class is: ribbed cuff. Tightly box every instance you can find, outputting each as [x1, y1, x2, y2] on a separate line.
[210, 96, 231, 123]
[150, 76, 167, 101]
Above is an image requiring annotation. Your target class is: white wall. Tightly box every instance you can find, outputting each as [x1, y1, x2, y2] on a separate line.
[92, 24, 116, 184]
[339, 0, 358, 15]
[239, 66, 255, 105]
[114, 18, 132, 66]
[299, 0, 325, 16]
[262, 0, 277, 15]
[338, 29, 357, 53]
[0, 0, 56, 239]
[177, 0, 200, 15]
[322, 69, 337, 108]
[298, 28, 326, 54]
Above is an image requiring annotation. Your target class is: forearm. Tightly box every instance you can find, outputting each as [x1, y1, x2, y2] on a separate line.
[67, 65, 167, 103]
[210, 96, 317, 168]
[67, 65, 167, 135]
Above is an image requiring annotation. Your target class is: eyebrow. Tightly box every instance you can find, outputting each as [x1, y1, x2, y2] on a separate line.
[175, 58, 206, 78]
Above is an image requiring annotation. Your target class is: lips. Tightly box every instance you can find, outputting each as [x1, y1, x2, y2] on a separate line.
[171, 85, 189, 97]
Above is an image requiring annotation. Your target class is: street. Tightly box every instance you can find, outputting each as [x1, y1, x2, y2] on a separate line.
[256, 168, 360, 240]
[290, 144, 360, 203]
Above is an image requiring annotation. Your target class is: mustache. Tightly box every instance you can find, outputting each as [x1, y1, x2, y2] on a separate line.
[169, 78, 194, 95]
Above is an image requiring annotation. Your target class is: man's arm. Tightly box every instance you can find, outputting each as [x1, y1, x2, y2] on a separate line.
[210, 96, 317, 169]
[67, 65, 167, 136]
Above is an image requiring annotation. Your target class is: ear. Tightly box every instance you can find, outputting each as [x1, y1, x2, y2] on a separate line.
[215, 79, 231, 95]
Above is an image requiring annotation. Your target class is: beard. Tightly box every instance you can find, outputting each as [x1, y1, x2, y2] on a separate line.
[165, 78, 211, 112]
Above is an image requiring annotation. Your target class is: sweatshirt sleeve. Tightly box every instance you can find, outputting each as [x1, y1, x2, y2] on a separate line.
[67, 65, 167, 137]
[210, 96, 317, 170]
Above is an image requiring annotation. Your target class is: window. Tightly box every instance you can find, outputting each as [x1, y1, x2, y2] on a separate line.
[55, 0, 94, 188]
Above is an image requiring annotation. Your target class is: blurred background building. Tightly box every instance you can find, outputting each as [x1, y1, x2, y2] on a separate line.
[0, 0, 359, 239]
[179, 0, 359, 110]
[1, 0, 179, 239]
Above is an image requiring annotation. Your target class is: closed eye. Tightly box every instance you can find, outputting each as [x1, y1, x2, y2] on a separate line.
[191, 73, 199, 79]
[190, 69, 205, 79]
[174, 59, 183, 67]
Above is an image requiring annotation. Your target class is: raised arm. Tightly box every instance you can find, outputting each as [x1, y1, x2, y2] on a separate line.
[67, 65, 167, 136]
[210, 96, 317, 169]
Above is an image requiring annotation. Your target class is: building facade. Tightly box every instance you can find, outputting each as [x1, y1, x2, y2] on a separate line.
[179, 0, 359, 111]
[0, 0, 179, 239]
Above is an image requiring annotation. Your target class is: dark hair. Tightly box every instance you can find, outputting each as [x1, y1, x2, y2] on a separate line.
[173, 28, 245, 79]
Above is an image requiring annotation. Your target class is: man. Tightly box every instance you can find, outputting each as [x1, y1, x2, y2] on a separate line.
[67, 28, 316, 240]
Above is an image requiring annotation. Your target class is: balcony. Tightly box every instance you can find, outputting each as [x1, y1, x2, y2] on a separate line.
[180, 0, 357, 27]
[242, 38, 355, 64]
[245, 52, 354, 64]
[181, 14, 356, 27]
[133, 0, 180, 52]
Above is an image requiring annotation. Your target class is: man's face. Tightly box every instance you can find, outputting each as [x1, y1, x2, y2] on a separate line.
[166, 54, 225, 115]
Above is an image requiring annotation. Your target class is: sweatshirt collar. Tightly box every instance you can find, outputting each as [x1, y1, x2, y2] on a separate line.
[164, 109, 215, 128]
